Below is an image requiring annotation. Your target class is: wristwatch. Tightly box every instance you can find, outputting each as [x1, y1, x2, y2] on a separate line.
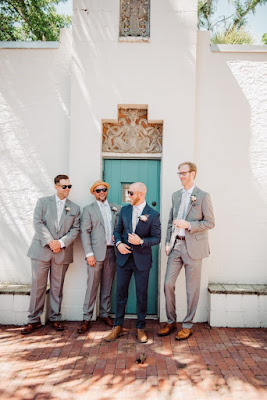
[140, 239, 144, 246]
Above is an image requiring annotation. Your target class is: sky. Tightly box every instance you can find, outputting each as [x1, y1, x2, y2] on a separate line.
[56, 0, 267, 44]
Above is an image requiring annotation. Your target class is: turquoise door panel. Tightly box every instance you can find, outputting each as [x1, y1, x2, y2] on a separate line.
[103, 159, 160, 315]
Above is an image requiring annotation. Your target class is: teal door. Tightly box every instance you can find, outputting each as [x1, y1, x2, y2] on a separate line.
[103, 159, 161, 315]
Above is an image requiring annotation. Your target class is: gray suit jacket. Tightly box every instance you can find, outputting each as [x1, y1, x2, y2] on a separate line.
[166, 187, 215, 259]
[27, 195, 80, 264]
[80, 201, 121, 262]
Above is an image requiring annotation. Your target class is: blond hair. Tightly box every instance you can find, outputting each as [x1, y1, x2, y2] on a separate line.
[178, 162, 197, 177]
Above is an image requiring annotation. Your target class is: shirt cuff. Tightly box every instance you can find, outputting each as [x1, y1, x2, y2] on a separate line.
[86, 252, 94, 257]
[59, 239, 65, 248]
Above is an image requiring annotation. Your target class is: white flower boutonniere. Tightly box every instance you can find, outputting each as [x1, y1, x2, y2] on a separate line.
[138, 214, 150, 222]
[191, 195, 197, 203]
[111, 206, 118, 212]
[65, 207, 71, 212]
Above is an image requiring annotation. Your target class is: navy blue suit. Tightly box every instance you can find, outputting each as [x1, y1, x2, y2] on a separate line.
[114, 203, 161, 328]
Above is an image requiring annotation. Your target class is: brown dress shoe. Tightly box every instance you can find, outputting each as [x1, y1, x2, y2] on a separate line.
[51, 321, 64, 331]
[100, 316, 114, 327]
[136, 329, 148, 343]
[104, 326, 123, 342]
[175, 328, 193, 340]
[21, 322, 42, 335]
[157, 322, 176, 336]
[77, 320, 90, 334]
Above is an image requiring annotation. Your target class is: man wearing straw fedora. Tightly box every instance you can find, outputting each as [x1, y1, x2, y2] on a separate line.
[77, 180, 121, 334]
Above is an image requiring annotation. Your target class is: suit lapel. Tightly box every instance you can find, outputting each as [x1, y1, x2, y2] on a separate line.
[174, 190, 183, 218]
[110, 203, 117, 230]
[135, 204, 150, 233]
[51, 196, 58, 231]
[58, 198, 70, 231]
[128, 205, 133, 232]
[93, 202, 105, 227]
[185, 186, 199, 219]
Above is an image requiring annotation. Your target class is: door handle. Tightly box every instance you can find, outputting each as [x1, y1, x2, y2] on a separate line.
[152, 201, 157, 206]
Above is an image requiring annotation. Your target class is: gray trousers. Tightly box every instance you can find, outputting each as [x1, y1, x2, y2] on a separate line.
[164, 240, 202, 329]
[28, 257, 69, 323]
[83, 247, 116, 321]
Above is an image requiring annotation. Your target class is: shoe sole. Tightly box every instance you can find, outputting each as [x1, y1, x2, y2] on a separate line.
[104, 332, 123, 342]
[175, 332, 193, 341]
[77, 327, 90, 334]
[136, 338, 148, 343]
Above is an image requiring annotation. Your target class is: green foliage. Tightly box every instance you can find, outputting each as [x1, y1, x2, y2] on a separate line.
[211, 27, 254, 43]
[0, 0, 71, 41]
[198, 0, 267, 44]
[262, 33, 267, 44]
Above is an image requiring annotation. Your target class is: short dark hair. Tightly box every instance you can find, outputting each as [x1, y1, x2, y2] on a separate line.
[54, 175, 69, 184]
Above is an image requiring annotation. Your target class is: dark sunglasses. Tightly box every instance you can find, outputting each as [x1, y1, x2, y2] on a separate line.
[95, 188, 107, 193]
[58, 184, 72, 189]
[128, 191, 134, 196]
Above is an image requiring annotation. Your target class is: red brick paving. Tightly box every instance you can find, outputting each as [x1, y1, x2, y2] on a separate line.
[0, 320, 266, 400]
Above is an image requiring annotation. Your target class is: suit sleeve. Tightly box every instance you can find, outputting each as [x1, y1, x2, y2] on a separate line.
[80, 207, 94, 255]
[114, 209, 123, 245]
[142, 213, 161, 247]
[189, 193, 215, 233]
[60, 205, 81, 248]
[33, 198, 54, 247]
[165, 194, 174, 246]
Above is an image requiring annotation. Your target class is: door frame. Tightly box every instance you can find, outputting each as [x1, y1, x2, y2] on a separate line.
[102, 156, 162, 318]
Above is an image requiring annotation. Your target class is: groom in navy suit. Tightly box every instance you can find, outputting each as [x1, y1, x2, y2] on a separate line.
[104, 182, 161, 343]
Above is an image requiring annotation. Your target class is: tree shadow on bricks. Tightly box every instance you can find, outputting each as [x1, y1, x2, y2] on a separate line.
[0, 321, 266, 400]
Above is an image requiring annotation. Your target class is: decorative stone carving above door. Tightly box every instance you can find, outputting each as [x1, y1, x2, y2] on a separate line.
[119, 0, 150, 38]
[102, 106, 163, 154]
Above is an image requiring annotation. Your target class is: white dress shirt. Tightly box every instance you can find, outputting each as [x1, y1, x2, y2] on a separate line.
[132, 201, 146, 231]
[178, 185, 195, 237]
[55, 195, 66, 248]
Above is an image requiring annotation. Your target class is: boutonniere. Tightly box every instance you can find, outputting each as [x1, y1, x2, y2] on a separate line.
[65, 206, 71, 212]
[191, 195, 197, 203]
[138, 214, 150, 222]
[111, 206, 117, 212]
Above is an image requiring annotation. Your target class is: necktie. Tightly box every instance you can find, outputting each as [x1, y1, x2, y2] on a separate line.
[177, 191, 188, 220]
[132, 206, 139, 232]
[101, 204, 111, 244]
[57, 200, 64, 228]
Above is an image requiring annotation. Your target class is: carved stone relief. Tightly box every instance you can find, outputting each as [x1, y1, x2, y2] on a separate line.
[102, 107, 162, 154]
[119, 0, 150, 38]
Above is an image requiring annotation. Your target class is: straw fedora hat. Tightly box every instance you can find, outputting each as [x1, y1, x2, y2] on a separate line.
[90, 180, 110, 194]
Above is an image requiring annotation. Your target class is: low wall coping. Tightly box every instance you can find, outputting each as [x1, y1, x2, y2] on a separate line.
[208, 283, 267, 295]
[0, 41, 59, 49]
[0, 283, 50, 295]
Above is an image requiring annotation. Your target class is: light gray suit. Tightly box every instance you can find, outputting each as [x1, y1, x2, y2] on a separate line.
[80, 201, 121, 320]
[27, 195, 80, 323]
[164, 186, 215, 328]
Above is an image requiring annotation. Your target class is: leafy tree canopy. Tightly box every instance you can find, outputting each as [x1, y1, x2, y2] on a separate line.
[0, 0, 71, 41]
[198, 0, 267, 44]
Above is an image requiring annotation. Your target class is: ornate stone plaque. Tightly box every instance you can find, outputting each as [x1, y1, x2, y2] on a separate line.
[102, 107, 162, 154]
[119, 0, 150, 38]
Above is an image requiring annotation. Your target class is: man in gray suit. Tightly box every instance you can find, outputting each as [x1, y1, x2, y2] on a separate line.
[158, 162, 215, 340]
[21, 175, 80, 334]
[77, 180, 121, 334]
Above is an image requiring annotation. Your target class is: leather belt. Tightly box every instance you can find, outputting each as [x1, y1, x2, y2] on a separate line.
[107, 245, 114, 249]
[176, 235, 186, 241]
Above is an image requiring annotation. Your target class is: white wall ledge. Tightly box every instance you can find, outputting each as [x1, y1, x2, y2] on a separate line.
[211, 44, 267, 53]
[0, 41, 59, 49]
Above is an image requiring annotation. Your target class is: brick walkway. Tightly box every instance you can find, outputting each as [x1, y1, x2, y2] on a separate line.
[1, 320, 266, 400]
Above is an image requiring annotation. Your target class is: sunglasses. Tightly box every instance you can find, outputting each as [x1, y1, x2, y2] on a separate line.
[95, 188, 107, 193]
[58, 184, 72, 189]
[128, 190, 139, 196]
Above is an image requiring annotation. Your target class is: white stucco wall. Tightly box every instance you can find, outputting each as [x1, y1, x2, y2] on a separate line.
[196, 32, 267, 287]
[0, 29, 72, 283]
[67, 0, 199, 320]
[1, 2, 266, 325]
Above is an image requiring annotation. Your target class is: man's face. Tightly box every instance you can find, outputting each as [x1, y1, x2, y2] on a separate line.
[178, 164, 195, 187]
[128, 184, 142, 206]
[55, 179, 71, 199]
[94, 185, 108, 202]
